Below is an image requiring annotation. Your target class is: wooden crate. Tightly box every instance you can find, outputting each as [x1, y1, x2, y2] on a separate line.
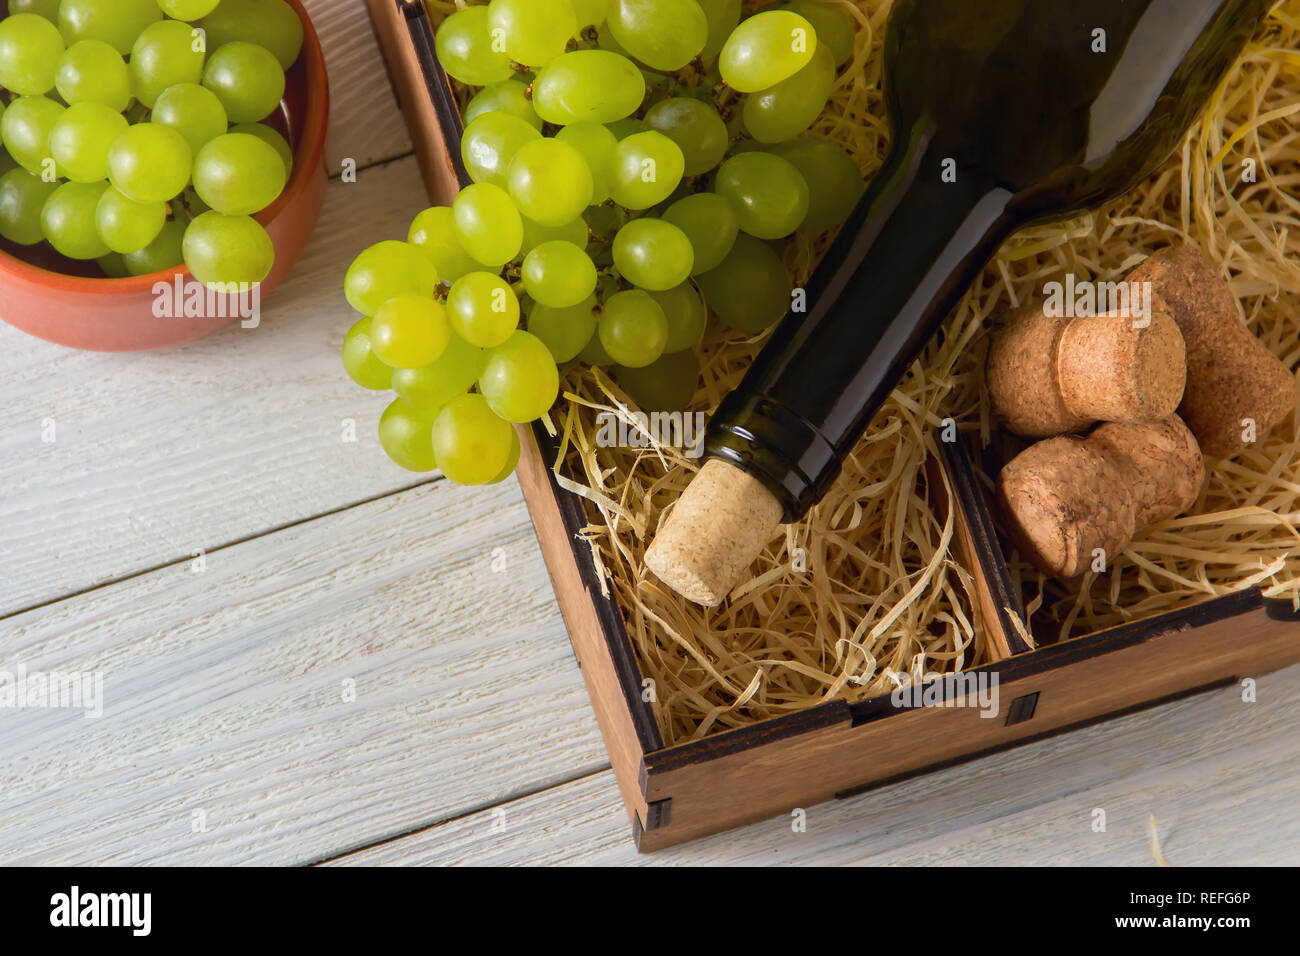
[365, 0, 1300, 852]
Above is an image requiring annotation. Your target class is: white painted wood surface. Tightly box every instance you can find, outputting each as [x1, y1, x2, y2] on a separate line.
[1, 0, 1297, 867]
[333, 666, 1300, 866]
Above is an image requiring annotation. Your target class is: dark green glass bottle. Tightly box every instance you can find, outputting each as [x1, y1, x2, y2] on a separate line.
[705, 0, 1272, 521]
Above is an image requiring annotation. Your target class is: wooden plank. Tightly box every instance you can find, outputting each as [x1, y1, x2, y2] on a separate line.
[0, 480, 607, 865]
[0, 156, 439, 617]
[328, 662, 1300, 865]
[307, 0, 415, 173]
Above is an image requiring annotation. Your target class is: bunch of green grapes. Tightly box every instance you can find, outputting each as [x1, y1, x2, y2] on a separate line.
[0, 0, 304, 288]
[342, 0, 866, 485]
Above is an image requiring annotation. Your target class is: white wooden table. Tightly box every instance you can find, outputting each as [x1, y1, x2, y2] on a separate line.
[1, 0, 1297, 867]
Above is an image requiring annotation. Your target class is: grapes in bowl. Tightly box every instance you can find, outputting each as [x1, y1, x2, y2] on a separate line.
[0, 0, 329, 351]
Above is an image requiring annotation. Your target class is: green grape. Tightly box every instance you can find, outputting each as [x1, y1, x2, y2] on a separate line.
[596, 21, 627, 55]
[643, 98, 728, 177]
[124, 217, 186, 274]
[487, 429, 521, 484]
[461, 111, 541, 187]
[698, 0, 742, 62]
[744, 44, 835, 144]
[487, 0, 578, 68]
[604, 117, 643, 140]
[1, 97, 64, 176]
[555, 122, 617, 203]
[649, 283, 707, 352]
[160, 0, 223, 20]
[598, 289, 667, 368]
[432, 393, 515, 485]
[199, 0, 304, 70]
[477, 329, 561, 423]
[98, 252, 131, 277]
[528, 295, 598, 363]
[0, 143, 13, 178]
[607, 131, 684, 209]
[229, 122, 292, 177]
[193, 133, 287, 215]
[10, 0, 61, 22]
[719, 10, 817, 93]
[715, 152, 810, 239]
[379, 398, 441, 473]
[768, 138, 864, 230]
[506, 138, 594, 228]
[392, 334, 485, 409]
[582, 203, 627, 243]
[155, 84, 230, 156]
[42, 180, 111, 260]
[408, 206, 480, 281]
[663, 192, 738, 275]
[464, 78, 542, 131]
[573, 0, 611, 28]
[369, 294, 453, 369]
[697, 233, 790, 333]
[56, 40, 131, 111]
[607, 0, 707, 71]
[59, 0, 161, 56]
[344, 240, 439, 316]
[182, 212, 275, 287]
[782, 0, 855, 66]
[522, 241, 597, 309]
[203, 41, 285, 123]
[341, 316, 394, 391]
[107, 124, 193, 203]
[48, 103, 128, 183]
[95, 185, 166, 254]
[532, 50, 646, 126]
[452, 183, 523, 268]
[0, 13, 65, 95]
[435, 5, 513, 86]
[446, 271, 521, 348]
[130, 20, 205, 108]
[579, 329, 615, 366]
[612, 218, 693, 291]
[0, 169, 59, 245]
[180, 185, 212, 218]
[520, 215, 589, 257]
[613, 348, 699, 411]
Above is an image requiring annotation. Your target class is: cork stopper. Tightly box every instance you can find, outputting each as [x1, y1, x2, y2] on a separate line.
[645, 458, 785, 607]
[1128, 244, 1297, 459]
[1056, 296, 1186, 424]
[987, 298, 1186, 438]
[997, 416, 1204, 578]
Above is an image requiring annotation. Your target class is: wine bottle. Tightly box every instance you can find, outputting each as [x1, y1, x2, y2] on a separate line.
[647, 0, 1272, 606]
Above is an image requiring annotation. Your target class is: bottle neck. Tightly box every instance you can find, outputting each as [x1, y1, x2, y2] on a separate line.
[706, 123, 1015, 521]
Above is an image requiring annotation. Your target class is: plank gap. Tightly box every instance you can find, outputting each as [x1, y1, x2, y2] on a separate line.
[306, 763, 614, 867]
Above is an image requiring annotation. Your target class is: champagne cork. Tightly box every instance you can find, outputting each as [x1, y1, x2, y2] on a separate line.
[986, 296, 1186, 438]
[1127, 244, 1296, 459]
[645, 458, 784, 607]
[997, 416, 1205, 578]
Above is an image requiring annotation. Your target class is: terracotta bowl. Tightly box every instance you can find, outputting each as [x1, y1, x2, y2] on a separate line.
[0, 0, 329, 351]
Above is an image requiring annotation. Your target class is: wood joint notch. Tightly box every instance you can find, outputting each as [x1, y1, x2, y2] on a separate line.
[632, 799, 673, 848]
[1005, 691, 1040, 726]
